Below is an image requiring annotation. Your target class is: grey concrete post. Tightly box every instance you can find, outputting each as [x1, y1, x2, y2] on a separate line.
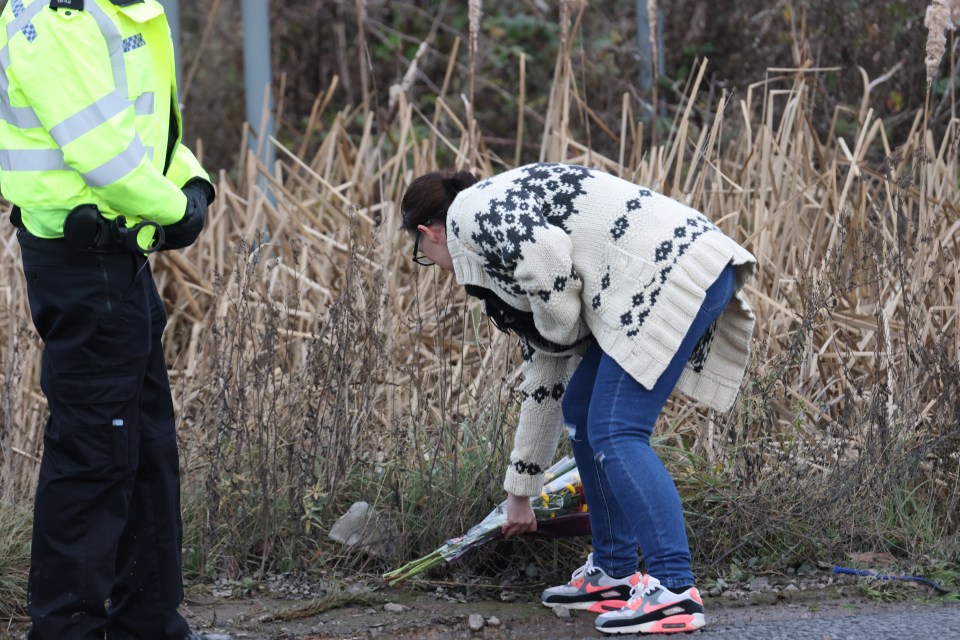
[241, 0, 276, 173]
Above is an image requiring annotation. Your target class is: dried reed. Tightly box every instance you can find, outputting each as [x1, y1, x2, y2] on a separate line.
[924, 0, 958, 86]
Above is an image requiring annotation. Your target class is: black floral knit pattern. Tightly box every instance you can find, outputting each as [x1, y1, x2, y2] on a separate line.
[463, 164, 592, 295]
[688, 320, 717, 373]
[619, 214, 721, 338]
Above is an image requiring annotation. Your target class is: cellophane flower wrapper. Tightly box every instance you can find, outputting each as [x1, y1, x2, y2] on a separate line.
[383, 456, 588, 585]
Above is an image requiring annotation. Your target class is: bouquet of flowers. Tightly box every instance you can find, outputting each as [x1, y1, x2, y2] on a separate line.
[383, 456, 590, 585]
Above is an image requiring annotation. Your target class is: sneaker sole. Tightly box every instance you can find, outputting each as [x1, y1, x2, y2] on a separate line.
[596, 612, 706, 635]
[541, 599, 628, 613]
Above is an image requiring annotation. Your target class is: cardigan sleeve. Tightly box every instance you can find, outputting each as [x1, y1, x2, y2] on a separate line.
[464, 189, 587, 348]
[503, 336, 586, 496]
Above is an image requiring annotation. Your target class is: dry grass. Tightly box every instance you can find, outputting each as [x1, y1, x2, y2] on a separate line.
[0, 503, 29, 622]
[1, 12, 958, 606]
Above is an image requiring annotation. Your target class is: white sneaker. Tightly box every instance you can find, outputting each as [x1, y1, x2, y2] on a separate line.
[541, 553, 636, 613]
[595, 573, 706, 635]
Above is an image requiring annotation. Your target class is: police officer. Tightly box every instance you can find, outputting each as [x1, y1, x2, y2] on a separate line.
[1, 1, 230, 638]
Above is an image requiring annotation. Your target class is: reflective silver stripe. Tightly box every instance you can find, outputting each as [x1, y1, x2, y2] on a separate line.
[85, 2, 128, 99]
[0, 144, 153, 172]
[134, 92, 155, 116]
[0, 97, 41, 128]
[5, 0, 44, 42]
[0, 44, 42, 127]
[0, 44, 12, 95]
[0, 148, 68, 171]
[81, 136, 146, 187]
[49, 91, 130, 146]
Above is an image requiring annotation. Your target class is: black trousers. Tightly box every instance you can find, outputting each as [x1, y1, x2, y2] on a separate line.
[18, 231, 189, 640]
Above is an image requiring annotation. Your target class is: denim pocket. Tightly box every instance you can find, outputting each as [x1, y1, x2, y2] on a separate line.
[701, 265, 736, 314]
[51, 373, 138, 476]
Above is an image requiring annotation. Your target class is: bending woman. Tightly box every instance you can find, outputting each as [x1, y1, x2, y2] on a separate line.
[401, 163, 756, 636]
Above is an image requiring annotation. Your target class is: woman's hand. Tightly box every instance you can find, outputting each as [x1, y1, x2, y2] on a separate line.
[501, 492, 537, 539]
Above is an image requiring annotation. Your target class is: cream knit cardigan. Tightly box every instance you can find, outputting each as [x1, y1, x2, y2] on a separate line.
[446, 164, 757, 496]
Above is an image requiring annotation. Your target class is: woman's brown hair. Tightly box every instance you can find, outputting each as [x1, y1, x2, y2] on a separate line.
[400, 170, 478, 231]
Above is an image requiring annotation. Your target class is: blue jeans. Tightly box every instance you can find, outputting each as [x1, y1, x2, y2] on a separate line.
[562, 265, 736, 588]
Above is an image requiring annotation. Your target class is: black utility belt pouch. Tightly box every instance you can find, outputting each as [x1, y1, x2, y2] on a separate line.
[9, 205, 22, 229]
[63, 204, 164, 254]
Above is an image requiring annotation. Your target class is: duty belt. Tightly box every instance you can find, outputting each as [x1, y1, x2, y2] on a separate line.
[63, 204, 164, 253]
[8, 204, 163, 253]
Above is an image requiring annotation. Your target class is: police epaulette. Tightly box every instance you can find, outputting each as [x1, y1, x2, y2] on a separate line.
[49, 0, 84, 11]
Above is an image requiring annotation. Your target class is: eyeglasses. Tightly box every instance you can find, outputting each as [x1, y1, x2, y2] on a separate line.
[412, 229, 435, 266]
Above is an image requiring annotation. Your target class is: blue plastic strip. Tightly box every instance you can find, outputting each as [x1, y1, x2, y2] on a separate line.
[832, 566, 957, 594]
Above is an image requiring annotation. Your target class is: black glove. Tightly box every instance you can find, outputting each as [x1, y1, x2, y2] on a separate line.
[160, 179, 215, 250]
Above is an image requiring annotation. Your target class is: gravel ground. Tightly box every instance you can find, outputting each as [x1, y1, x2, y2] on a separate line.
[176, 569, 960, 639]
[4, 569, 958, 639]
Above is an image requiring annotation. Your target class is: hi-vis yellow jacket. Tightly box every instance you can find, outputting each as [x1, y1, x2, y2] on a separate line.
[0, 0, 209, 239]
